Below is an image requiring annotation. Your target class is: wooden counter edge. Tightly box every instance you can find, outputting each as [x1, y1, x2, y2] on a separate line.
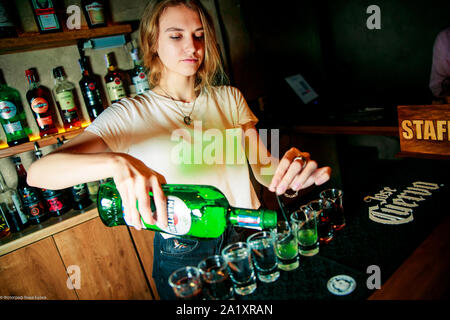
[0, 209, 99, 257]
[368, 215, 450, 300]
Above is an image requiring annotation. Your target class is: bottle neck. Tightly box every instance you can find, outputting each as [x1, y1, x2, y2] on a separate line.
[107, 65, 117, 72]
[27, 75, 38, 89]
[0, 172, 8, 193]
[14, 162, 27, 180]
[228, 207, 277, 230]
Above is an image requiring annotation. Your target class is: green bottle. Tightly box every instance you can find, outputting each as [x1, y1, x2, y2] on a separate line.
[97, 181, 277, 239]
[0, 70, 31, 146]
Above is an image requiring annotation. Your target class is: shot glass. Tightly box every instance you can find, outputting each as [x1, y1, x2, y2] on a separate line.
[247, 231, 280, 283]
[198, 255, 234, 300]
[320, 188, 345, 230]
[168, 266, 203, 300]
[308, 199, 334, 244]
[275, 221, 299, 271]
[221, 242, 257, 295]
[291, 205, 319, 256]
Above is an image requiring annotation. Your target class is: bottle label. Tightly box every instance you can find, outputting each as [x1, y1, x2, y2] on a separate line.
[132, 73, 150, 94]
[36, 115, 53, 127]
[2, 121, 23, 134]
[27, 201, 45, 217]
[56, 91, 76, 111]
[85, 2, 105, 25]
[0, 101, 17, 119]
[71, 183, 89, 202]
[31, 0, 59, 31]
[31, 97, 49, 114]
[123, 195, 192, 236]
[236, 215, 261, 229]
[106, 78, 126, 102]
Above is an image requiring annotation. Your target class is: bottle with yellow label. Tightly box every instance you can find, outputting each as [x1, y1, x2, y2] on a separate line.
[52, 66, 82, 131]
[104, 53, 126, 104]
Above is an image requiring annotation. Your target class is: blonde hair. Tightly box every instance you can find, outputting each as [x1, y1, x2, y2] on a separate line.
[139, 0, 228, 90]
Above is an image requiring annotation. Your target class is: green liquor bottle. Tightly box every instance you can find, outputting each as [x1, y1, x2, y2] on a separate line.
[98, 181, 277, 239]
[0, 71, 31, 146]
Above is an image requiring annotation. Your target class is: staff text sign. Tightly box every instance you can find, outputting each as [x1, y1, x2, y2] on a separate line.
[398, 104, 450, 155]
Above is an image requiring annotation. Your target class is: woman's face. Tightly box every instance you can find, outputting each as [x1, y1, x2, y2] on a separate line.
[157, 5, 205, 81]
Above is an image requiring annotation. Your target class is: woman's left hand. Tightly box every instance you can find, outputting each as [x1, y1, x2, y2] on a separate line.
[268, 147, 331, 195]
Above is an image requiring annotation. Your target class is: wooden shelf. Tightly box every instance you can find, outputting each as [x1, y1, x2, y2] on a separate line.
[292, 125, 399, 137]
[0, 24, 132, 55]
[0, 204, 99, 256]
[0, 127, 85, 158]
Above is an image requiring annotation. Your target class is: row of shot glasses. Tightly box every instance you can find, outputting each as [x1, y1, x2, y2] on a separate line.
[168, 188, 344, 300]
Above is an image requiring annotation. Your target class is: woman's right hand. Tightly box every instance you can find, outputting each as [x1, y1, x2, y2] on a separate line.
[112, 153, 167, 231]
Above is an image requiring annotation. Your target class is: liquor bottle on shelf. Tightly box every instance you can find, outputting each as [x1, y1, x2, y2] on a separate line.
[0, 209, 10, 239]
[52, 66, 82, 131]
[97, 181, 277, 239]
[81, 0, 106, 29]
[104, 52, 127, 104]
[0, 70, 31, 146]
[0, 170, 28, 232]
[0, 0, 18, 38]
[29, 0, 62, 34]
[25, 68, 59, 137]
[56, 138, 93, 211]
[78, 57, 104, 121]
[12, 156, 49, 225]
[33, 142, 71, 216]
[130, 48, 150, 95]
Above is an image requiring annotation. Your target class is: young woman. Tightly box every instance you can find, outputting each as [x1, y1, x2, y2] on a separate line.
[27, 0, 331, 299]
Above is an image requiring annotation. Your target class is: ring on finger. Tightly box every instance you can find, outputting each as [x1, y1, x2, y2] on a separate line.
[293, 155, 308, 169]
[283, 189, 298, 198]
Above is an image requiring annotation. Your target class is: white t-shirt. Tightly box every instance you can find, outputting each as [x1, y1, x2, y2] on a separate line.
[86, 85, 261, 210]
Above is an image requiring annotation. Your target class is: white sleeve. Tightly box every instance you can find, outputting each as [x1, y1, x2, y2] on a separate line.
[85, 99, 136, 153]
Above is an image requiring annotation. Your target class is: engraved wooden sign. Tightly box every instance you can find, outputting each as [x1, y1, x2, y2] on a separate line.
[398, 104, 450, 155]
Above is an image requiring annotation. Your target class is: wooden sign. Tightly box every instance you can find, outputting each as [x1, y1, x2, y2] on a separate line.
[398, 104, 450, 156]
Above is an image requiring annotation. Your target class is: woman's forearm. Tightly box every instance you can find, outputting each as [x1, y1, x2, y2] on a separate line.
[27, 152, 119, 190]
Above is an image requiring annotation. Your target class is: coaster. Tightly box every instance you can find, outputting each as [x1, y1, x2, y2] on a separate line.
[327, 275, 356, 296]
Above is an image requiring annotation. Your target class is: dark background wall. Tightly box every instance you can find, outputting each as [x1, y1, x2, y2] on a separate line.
[225, 0, 450, 118]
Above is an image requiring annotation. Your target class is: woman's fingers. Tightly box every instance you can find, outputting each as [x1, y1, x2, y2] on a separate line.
[137, 178, 155, 226]
[150, 176, 168, 228]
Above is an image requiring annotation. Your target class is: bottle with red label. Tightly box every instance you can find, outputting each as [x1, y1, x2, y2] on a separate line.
[29, 0, 62, 34]
[25, 69, 59, 137]
[78, 57, 105, 121]
[12, 156, 49, 225]
[33, 142, 71, 216]
[52, 66, 82, 131]
[104, 52, 127, 103]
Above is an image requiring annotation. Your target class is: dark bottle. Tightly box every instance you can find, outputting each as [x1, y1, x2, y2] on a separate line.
[0, 70, 31, 146]
[25, 69, 59, 137]
[29, 0, 62, 34]
[78, 57, 104, 121]
[12, 156, 49, 225]
[52, 66, 82, 131]
[0, 170, 28, 232]
[56, 138, 92, 211]
[104, 52, 126, 103]
[0, 0, 18, 38]
[81, 0, 106, 28]
[34, 142, 71, 216]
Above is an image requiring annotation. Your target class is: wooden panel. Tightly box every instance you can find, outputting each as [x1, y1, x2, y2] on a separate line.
[369, 215, 450, 300]
[397, 104, 450, 156]
[129, 229, 160, 300]
[53, 217, 153, 300]
[0, 237, 78, 300]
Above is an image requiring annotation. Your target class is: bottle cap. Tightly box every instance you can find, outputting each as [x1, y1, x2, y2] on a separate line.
[25, 69, 34, 76]
[53, 66, 64, 78]
[262, 209, 277, 229]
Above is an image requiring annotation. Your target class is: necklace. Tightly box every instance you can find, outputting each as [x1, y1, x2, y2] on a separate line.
[159, 87, 197, 125]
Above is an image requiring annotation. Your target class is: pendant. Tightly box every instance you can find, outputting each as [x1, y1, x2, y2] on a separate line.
[184, 116, 192, 125]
